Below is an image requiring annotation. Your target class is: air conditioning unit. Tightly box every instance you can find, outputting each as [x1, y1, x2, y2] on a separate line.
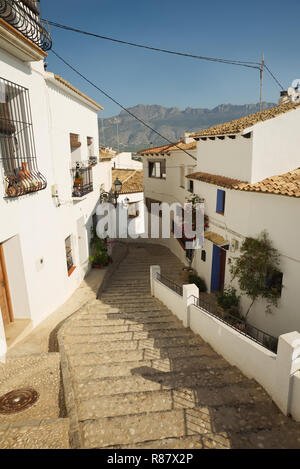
[230, 238, 239, 252]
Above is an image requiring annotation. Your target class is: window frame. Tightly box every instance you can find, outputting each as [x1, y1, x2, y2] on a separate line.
[148, 159, 166, 179]
[216, 189, 226, 215]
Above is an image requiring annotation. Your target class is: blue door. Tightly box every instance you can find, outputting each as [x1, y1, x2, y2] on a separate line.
[211, 244, 221, 291]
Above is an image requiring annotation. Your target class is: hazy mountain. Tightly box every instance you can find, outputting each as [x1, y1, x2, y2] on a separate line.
[98, 102, 276, 152]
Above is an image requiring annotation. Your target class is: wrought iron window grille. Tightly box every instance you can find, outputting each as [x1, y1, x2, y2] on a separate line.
[0, 0, 52, 51]
[0, 76, 47, 199]
[71, 161, 93, 198]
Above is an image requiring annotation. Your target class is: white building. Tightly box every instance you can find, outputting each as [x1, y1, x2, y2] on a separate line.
[141, 101, 300, 337]
[139, 138, 197, 264]
[0, 0, 111, 359]
[112, 151, 143, 171]
[111, 168, 145, 237]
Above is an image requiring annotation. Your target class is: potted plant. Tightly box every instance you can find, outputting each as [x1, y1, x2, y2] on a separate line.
[89, 228, 112, 268]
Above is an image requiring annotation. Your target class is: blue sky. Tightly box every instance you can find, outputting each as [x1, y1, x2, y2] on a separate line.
[41, 0, 299, 118]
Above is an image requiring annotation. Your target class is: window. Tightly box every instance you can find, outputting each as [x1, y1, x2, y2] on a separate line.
[180, 166, 185, 188]
[188, 180, 194, 193]
[0, 77, 47, 198]
[65, 236, 75, 276]
[266, 269, 283, 297]
[216, 189, 226, 214]
[128, 202, 139, 218]
[87, 136, 96, 162]
[148, 160, 166, 179]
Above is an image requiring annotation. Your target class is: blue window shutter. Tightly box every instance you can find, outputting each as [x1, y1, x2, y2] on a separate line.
[216, 189, 225, 213]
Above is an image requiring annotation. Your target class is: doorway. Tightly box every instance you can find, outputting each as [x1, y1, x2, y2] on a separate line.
[0, 244, 13, 326]
[210, 244, 227, 292]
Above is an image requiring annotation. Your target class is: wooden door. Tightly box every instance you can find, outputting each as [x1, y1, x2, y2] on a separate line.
[0, 244, 13, 325]
[219, 248, 227, 292]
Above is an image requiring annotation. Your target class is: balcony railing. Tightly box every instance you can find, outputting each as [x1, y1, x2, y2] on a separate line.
[192, 295, 278, 353]
[71, 164, 93, 198]
[0, 0, 52, 51]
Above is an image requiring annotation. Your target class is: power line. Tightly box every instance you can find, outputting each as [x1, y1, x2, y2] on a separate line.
[264, 64, 284, 90]
[44, 19, 261, 70]
[51, 49, 197, 160]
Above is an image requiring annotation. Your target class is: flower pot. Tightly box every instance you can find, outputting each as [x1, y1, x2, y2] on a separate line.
[92, 264, 104, 269]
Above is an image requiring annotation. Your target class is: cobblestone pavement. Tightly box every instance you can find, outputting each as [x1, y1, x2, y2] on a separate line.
[60, 244, 300, 449]
[0, 354, 69, 449]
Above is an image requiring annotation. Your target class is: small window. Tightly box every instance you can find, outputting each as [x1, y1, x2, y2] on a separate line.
[266, 269, 283, 297]
[65, 236, 75, 276]
[189, 180, 194, 193]
[128, 202, 139, 218]
[148, 160, 166, 179]
[216, 189, 225, 214]
[201, 250, 206, 262]
[180, 166, 185, 188]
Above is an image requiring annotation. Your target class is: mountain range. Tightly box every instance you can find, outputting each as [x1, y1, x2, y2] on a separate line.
[98, 102, 276, 152]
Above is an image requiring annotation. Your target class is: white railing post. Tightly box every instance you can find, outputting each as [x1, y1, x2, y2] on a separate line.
[183, 284, 199, 328]
[150, 265, 161, 296]
[0, 308, 7, 363]
[274, 331, 300, 415]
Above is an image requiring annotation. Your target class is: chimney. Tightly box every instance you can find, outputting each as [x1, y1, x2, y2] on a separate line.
[150, 142, 153, 148]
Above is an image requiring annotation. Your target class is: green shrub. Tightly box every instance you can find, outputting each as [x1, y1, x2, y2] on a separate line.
[189, 274, 207, 292]
[89, 228, 111, 266]
[217, 286, 240, 313]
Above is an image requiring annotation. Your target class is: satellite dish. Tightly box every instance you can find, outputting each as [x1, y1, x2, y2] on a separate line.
[288, 87, 296, 96]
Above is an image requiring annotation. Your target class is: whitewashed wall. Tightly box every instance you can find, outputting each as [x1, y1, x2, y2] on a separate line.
[112, 152, 142, 170]
[150, 266, 300, 421]
[0, 48, 108, 355]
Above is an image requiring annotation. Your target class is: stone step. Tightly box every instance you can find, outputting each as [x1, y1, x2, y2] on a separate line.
[80, 399, 288, 448]
[101, 293, 151, 300]
[77, 309, 173, 320]
[66, 326, 193, 342]
[0, 418, 70, 449]
[73, 368, 251, 401]
[81, 408, 186, 448]
[70, 355, 228, 381]
[68, 321, 181, 336]
[68, 344, 215, 367]
[77, 389, 172, 420]
[108, 433, 229, 449]
[72, 314, 177, 327]
[76, 381, 270, 421]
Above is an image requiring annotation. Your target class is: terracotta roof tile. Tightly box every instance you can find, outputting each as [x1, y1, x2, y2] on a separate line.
[138, 140, 196, 155]
[186, 171, 246, 188]
[112, 169, 143, 194]
[235, 168, 300, 198]
[188, 101, 300, 137]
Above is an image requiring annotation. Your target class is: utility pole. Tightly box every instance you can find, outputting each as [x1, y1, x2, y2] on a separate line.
[259, 54, 264, 112]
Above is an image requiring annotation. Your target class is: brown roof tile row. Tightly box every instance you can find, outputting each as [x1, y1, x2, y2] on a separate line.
[188, 101, 300, 137]
[112, 169, 143, 194]
[186, 171, 246, 188]
[187, 168, 300, 198]
[138, 140, 196, 155]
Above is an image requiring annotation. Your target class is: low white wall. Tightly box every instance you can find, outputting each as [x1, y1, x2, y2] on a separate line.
[150, 264, 300, 421]
[153, 276, 186, 325]
[189, 304, 276, 395]
[291, 372, 300, 421]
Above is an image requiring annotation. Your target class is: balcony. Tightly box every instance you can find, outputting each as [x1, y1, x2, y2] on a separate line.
[71, 164, 93, 198]
[0, 0, 52, 59]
